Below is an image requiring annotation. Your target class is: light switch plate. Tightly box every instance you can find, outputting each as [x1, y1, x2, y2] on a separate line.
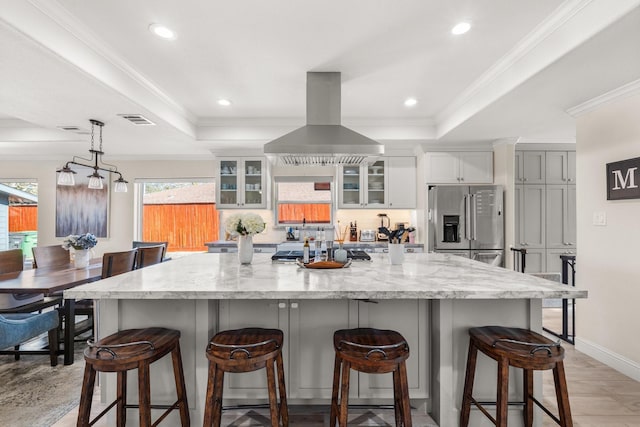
[593, 211, 607, 226]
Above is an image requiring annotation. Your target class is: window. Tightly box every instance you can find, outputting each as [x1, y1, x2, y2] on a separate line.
[276, 181, 332, 225]
[0, 181, 38, 261]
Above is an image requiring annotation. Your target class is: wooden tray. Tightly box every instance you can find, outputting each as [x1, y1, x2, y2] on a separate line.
[296, 259, 352, 269]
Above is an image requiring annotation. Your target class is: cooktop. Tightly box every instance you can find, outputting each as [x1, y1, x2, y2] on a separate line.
[271, 250, 371, 262]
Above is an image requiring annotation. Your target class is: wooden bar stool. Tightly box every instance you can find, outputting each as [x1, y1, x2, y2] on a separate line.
[203, 327, 289, 427]
[77, 327, 190, 427]
[330, 328, 412, 427]
[460, 325, 573, 427]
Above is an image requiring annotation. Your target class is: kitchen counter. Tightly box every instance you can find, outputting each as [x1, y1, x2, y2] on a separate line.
[65, 253, 585, 427]
[205, 240, 424, 252]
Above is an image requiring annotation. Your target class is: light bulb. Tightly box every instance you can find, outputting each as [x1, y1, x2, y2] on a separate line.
[87, 172, 104, 190]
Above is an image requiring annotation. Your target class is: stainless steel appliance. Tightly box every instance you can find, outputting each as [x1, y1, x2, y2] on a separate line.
[428, 185, 504, 266]
[359, 229, 376, 242]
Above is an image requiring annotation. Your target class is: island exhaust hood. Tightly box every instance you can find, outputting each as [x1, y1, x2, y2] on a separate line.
[264, 72, 383, 166]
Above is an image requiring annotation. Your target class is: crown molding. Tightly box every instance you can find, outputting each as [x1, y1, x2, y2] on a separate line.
[566, 78, 640, 117]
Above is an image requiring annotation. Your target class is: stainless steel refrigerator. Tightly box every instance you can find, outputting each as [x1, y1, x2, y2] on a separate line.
[428, 185, 504, 266]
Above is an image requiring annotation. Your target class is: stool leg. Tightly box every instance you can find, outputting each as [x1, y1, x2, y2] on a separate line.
[523, 369, 534, 427]
[203, 360, 217, 427]
[138, 362, 152, 427]
[553, 361, 573, 427]
[171, 343, 191, 426]
[330, 353, 341, 427]
[212, 365, 225, 427]
[48, 328, 59, 366]
[496, 357, 510, 427]
[77, 364, 96, 427]
[276, 351, 289, 426]
[117, 371, 127, 427]
[339, 360, 351, 427]
[266, 359, 280, 426]
[398, 361, 412, 427]
[460, 341, 478, 427]
[393, 369, 402, 426]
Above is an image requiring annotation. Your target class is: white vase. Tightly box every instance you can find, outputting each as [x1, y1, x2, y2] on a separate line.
[237, 235, 254, 264]
[73, 249, 90, 269]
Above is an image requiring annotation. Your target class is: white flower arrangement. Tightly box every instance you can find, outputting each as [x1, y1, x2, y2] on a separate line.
[225, 213, 266, 237]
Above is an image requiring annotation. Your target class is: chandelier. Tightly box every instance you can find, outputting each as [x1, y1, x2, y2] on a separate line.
[56, 119, 128, 192]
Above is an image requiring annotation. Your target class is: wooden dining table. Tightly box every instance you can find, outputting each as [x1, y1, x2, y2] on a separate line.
[0, 261, 102, 365]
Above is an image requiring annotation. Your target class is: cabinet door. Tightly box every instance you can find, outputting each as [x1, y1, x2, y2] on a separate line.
[515, 151, 524, 183]
[364, 159, 387, 208]
[545, 185, 567, 249]
[546, 249, 577, 283]
[523, 248, 545, 273]
[339, 165, 363, 208]
[387, 157, 416, 208]
[218, 300, 287, 398]
[424, 152, 459, 183]
[567, 151, 576, 184]
[522, 151, 546, 184]
[217, 159, 240, 207]
[357, 300, 428, 399]
[545, 152, 569, 184]
[242, 158, 266, 208]
[288, 300, 356, 399]
[566, 185, 576, 248]
[514, 185, 522, 247]
[521, 185, 545, 248]
[459, 152, 493, 183]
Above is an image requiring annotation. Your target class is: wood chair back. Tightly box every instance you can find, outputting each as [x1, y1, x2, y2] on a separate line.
[101, 249, 137, 279]
[32, 245, 70, 269]
[135, 244, 165, 269]
[0, 249, 24, 274]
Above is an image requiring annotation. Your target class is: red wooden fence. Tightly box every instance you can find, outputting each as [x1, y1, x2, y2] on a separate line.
[143, 203, 218, 251]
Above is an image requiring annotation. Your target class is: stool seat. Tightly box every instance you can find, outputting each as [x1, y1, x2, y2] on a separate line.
[331, 328, 412, 427]
[77, 327, 190, 427]
[461, 325, 573, 427]
[204, 327, 289, 427]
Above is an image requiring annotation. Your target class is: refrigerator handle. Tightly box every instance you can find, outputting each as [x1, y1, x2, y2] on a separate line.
[464, 194, 471, 240]
[472, 194, 478, 241]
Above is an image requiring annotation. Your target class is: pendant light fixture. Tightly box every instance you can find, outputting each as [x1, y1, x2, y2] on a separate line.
[56, 119, 128, 192]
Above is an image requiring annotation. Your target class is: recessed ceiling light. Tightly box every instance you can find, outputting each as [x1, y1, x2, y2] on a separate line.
[217, 99, 232, 107]
[451, 22, 471, 35]
[404, 98, 418, 107]
[149, 23, 176, 40]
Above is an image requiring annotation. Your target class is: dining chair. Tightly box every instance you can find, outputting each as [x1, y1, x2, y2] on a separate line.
[101, 248, 138, 278]
[133, 240, 170, 261]
[0, 248, 24, 274]
[135, 244, 166, 269]
[0, 311, 60, 366]
[32, 245, 70, 269]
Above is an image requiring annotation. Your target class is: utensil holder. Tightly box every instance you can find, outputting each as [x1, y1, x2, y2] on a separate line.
[388, 244, 405, 265]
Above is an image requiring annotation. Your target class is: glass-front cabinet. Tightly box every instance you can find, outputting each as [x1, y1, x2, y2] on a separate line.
[338, 160, 386, 208]
[217, 157, 266, 208]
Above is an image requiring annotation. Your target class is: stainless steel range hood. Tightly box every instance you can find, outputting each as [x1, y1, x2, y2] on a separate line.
[264, 72, 383, 166]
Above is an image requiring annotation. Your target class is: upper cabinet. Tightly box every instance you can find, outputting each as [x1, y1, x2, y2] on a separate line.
[216, 157, 267, 209]
[424, 152, 493, 184]
[545, 151, 576, 184]
[338, 157, 416, 209]
[515, 151, 545, 184]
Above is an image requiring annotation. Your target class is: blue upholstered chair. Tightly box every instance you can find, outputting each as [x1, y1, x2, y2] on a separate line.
[0, 311, 60, 366]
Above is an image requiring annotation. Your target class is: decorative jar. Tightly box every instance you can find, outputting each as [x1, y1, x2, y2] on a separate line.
[334, 242, 348, 263]
[73, 249, 91, 269]
[237, 235, 254, 264]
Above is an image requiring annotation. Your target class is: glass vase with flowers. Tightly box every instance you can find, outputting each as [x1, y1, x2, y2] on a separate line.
[224, 213, 266, 264]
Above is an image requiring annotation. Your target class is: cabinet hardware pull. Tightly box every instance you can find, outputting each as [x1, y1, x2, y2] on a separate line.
[290, 302, 299, 309]
[278, 302, 287, 309]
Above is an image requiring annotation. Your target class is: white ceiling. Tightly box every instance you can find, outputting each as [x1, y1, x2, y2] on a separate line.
[0, 0, 639, 160]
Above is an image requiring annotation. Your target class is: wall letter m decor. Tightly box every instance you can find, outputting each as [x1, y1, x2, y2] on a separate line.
[607, 157, 640, 200]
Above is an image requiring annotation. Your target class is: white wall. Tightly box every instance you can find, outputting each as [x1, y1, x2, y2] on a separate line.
[575, 92, 640, 380]
[0, 160, 214, 257]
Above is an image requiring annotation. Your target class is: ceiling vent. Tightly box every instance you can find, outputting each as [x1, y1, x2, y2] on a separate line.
[57, 126, 89, 134]
[264, 72, 383, 166]
[118, 114, 156, 125]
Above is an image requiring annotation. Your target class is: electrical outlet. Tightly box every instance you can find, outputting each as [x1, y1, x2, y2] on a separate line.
[592, 211, 607, 226]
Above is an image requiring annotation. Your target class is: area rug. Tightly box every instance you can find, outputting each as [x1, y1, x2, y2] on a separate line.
[0, 342, 86, 427]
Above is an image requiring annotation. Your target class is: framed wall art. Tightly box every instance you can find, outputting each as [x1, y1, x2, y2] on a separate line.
[55, 165, 110, 237]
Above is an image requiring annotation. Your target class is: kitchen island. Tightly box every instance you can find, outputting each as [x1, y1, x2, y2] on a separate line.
[65, 252, 586, 427]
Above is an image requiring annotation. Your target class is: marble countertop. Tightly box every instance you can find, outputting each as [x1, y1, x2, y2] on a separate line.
[64, 252, 587, 300]
[205, 241, 424, 248]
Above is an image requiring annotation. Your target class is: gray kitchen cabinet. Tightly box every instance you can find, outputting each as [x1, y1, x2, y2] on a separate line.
[357, 299, 428, 399]
[546, 151, 576, 184]
[339, 159, 386, 208]
[425, 151, 493, 184]
[216, 157, 267, 209]
[546, 248, 577, 285]
[523, 248, 546, 273]
[515, 151, 546, 184]
[546, 185, 576, 249]
[387, 156, 416, 208]
[515, 184, 546, 249]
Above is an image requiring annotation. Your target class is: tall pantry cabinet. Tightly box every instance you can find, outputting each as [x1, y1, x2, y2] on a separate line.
[514, 148, 576, 273]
